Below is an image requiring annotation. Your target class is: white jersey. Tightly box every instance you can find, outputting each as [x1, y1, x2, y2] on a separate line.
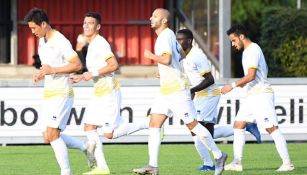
[38, 30, 77, 99]
[86, 35, 120, 96]
[242, 43, 273, 94]
[182, 47, 220, 97]
[155, 28, 189, 94]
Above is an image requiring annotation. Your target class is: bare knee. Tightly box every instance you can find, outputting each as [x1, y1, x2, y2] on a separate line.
[104, 133, 113, 139]
[186, 120, 198, 130]
[233, 121, 247, 129]
[266, 126, 278, 134]
[44, 128, 60, 142]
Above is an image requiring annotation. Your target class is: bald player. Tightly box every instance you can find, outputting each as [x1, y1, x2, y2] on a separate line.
[133, 8, 227, 175]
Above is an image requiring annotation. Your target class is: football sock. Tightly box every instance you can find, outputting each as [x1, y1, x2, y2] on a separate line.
[112, 121, 147, 139]
[233, 129, 245, 163]
[60, 134, 85, 151]
[193, 136, 213, 166]
[50, 137, 71, 175]
[86, 130, 108, 169]
[214, 125, 234, 138]
[270, 129, 291, 164]
[148, 128, 161, 167]
[191, 123, 222, 159]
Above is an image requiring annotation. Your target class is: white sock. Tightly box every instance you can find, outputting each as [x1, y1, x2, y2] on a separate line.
[148, 128, 161, 167]
[50, 137, 71, 175]
[214, 126, 234, 138]
[233, 129, 245, 163]
[193, 136, 213, 166]
[85, 130, 108, 169]
[270, 129, 291, 164]
[191, 123, 222, 159]
[112, 121, 147, 139]
[61, 134, 85, 151]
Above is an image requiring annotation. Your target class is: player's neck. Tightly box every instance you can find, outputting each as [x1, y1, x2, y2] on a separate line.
[243, 39, 252, 50]
[44, 26, 54, 42]
[155, 26, 168, 35]
[87, 33, 99, 43]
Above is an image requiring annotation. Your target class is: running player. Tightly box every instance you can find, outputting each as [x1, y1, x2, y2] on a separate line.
[132, 8, 227, 175]
[24, 8, 94, 175]
[176, 28, 261, 171]
[222, 24, 294, 172]
[71, 12, 147, 175]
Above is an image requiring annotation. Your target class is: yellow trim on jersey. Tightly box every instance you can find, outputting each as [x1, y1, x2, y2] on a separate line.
[200, 70, 210, 76]
[160, 80, 184, 94]
[248, 66, 258, 69]
[66, 53, 79, 62]
[248, 86, 274, 94]
[162, 52, 172, 56]
[43, 87, 74, 99]
[103, 53, 115, 61]
[94, 78, 120, 96]
[195, 88, 220, 98]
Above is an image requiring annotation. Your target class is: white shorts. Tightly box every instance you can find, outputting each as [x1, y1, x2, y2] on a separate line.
[41, 97, 74, 131]
[150, 90, 196, 124]
[235, 93, 278, 129]
[83, 89, 122, 134]
[194, 95, 220, 124]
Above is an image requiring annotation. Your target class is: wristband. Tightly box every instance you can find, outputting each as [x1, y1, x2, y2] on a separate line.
[91, 70, 99, 77]
[231, 82, 237, 88]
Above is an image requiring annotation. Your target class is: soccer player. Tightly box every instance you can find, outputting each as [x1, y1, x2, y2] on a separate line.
[24, 8, 94, 175]
[221, 24, 294, 172]
[176, 29, 262, 172]
[132, 8, 227, 175]
[70, 12, 147, 175]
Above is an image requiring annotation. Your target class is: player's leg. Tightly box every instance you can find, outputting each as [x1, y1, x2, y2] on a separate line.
[133, 95, 168, 175]
[83, 124, 110, 175]
[171, 90, 226, 175]
[256, 93, 294, 172]
[192, 132, 215, 171]
[214, 125, 234, 138]
[132, 114, 167, 175]
[82, 97, 109, 174]
[42, 97, 73, 175]
[224, 98, 252, 172]
[46, 127, 71, 175]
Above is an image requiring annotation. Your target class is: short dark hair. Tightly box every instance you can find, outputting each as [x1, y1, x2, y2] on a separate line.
[227, 24, 250, 39]
[85, 12, 101, 24]
[177, 29, 193, 40]
[24, 8, 49, 25]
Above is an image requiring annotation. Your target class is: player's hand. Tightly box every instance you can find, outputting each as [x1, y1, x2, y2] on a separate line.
[32, 71, 44, 84]
[70, 74, 84, 83]
[40, 64, 55, 75]
[221, 84, 233, 94]
[144, 49, 154, 60]
[82, 72, 93, 81]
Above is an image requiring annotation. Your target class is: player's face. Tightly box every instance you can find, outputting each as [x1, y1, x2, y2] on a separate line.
[176, 33, 190, 51]
[149, 10, 163, 29]
[83, 16, 100, 38]
[229, 33, 244, 50]
[27, 21, 47, 38]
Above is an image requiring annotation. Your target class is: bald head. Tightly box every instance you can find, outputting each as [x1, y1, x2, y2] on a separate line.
[155, 8, 170, 24]
[150, 8, 171, 33]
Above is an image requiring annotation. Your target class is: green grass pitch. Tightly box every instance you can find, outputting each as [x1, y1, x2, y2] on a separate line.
[0, 143, 306, 175]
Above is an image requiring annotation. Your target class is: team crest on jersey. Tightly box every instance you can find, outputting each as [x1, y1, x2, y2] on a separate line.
[105, 122, 109, 126]
[264, 117, 269, 122]
[184, 113, 189, 118]
[52, 116, 57, 120]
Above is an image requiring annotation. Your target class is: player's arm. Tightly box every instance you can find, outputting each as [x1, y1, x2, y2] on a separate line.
[190, 72, 214, 94]
[221, 68, 256, 94]
[41, 55, 82, 75]
[83, 56, 118, 81]
[144, 49, 171, 65]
